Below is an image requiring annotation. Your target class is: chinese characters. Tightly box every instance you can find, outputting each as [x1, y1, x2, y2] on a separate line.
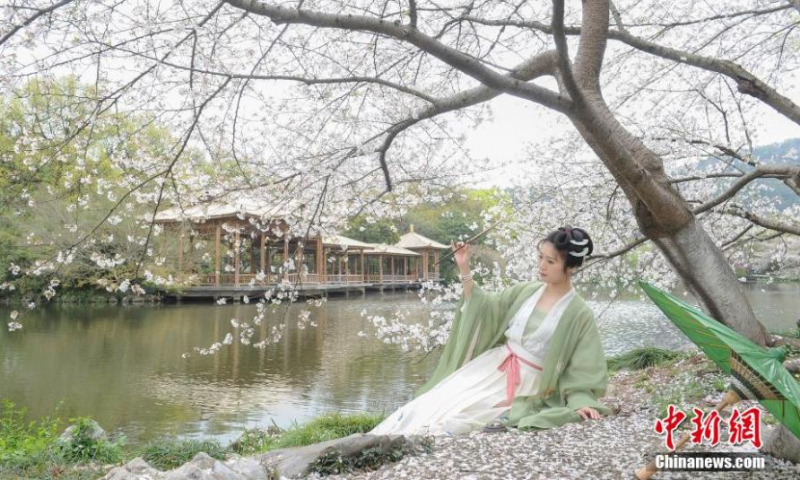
[654, 404, 761, 450]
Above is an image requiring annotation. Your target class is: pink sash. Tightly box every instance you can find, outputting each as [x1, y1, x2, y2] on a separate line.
[497, 343, 543, 406]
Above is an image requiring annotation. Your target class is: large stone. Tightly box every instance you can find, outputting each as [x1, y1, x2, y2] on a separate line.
[223, 455, 270, 480]
[258, 433, 427, 479]
[101, 457, 163, 480]
[58, 419, 107, 443]
[56, 419, 108, 452]
[164, 452, 247, 480]
[100, 434, 426, 479]
[762, 425, 800, 464]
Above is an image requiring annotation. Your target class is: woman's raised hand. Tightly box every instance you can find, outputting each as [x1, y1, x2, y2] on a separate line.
[451, 240, 471, 273]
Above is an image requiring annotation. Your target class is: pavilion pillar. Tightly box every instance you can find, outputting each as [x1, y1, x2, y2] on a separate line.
[379, 254, 383, 282]
[189, 233, 195, 273]
[316, 236, 323, 283]
[360, 251, 365, 282]
[214, 224, 221, 286]
[434, 250, 440, 279]
[234, 230, 241, 286]
[322, 246, 327, 283]
[404, 257, 408, 280]
[249, 236, 257, 274]
[266, 245, 271, 282]
[422, 249, 428, 280]
[297, 240, 304, 283]
[283, 237, 289, 280]
[260, 235, 266, 276]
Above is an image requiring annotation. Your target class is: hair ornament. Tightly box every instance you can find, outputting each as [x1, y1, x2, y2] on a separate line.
[569, 238, 589, 246]
[568, 247, 589, 257]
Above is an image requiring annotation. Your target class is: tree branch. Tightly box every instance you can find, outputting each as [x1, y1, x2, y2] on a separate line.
[408, 0, 418, 28]
[693, 164, 800, 215]
[224, 0, 572, 113]
[373, 50, 559, 191]
[0, 0, 74, 47]
[460, 14, 800, 126]
[552, 0, 584, 108]
[722, 204, 800, 236]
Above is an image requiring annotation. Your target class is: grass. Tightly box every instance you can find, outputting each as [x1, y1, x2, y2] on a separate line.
[0, 403, 391, 479]
[607, 347, 686, 373]
[0, 399, 62, 473]
[0, 400, 123, 479]
[54, 417, 124, 464]
[136, 438, 226, 470]
[231, 411, 386, 456]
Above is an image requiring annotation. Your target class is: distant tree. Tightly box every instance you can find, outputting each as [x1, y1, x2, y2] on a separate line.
[343, 217, 399, 244]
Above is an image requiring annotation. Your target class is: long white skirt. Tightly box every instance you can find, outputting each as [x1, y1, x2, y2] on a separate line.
[369, 343, 543, 436]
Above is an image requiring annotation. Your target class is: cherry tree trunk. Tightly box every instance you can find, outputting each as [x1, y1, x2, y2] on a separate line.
[565, 0, 796, 459]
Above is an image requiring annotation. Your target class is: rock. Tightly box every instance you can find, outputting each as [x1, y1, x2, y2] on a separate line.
[101, 452, 267, 480]
[164, 452, 248, 480]
[101, 457, 162, 480]
[56, 418, 107, 449]
[258, 433, 426, 479]
[224, 455, 270, 480]
[762, 425, 800, 464]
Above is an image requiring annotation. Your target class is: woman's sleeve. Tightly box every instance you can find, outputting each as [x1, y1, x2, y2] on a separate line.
[560, 311, 613, 416]
[460, 281, 532, 320]
[414, 281, 535, 398]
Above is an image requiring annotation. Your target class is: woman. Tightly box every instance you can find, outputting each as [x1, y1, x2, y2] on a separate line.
[369, 226, 612, 436]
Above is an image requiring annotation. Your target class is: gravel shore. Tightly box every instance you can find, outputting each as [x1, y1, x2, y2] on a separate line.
[317, 352, 800, 480]
[317, 407, 799, 480]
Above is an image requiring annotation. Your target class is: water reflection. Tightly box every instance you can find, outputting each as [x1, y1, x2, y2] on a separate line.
[0, 281, 797, 444]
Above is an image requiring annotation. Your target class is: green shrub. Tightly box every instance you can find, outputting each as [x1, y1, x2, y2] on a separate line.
[0, 399, 62, 470]
[228, 427, 280, 455]
[268, 412, 385, 452]
[607, 347, 683, 372]
[228, 412, 386, 457]
[54, 417, 124, 464]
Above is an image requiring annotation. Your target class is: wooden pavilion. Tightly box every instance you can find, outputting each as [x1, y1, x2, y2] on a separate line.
[395, 224, 448, 280]
[152, 203, 447, 297]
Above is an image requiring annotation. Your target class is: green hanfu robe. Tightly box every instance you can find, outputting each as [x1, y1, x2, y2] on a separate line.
[415, 280, 613, 430]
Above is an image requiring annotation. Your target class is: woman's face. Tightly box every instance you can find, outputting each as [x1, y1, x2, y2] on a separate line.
[537, 241, 572, 284]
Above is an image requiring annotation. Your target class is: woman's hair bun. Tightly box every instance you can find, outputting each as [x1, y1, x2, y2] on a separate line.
[541, 226, 594, 269]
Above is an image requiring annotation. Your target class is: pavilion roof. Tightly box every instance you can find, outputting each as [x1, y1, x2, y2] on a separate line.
[154, 199, 289, 223]
[320, 234, 375, 250]
[395, 230, 448, 249]
[363, 244, 420, 256]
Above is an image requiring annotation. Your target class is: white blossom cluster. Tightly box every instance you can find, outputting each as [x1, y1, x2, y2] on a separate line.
[1, 0, 797, 344]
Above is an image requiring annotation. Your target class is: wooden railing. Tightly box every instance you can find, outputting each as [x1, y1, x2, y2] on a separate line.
[192, 272, 440, 287]
[324, 274, 364, 284]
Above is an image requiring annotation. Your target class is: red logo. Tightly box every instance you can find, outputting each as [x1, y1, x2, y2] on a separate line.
[654, 404, 686, 450]
[728, 406, 762, 448]
[690, 407, 722, 447]
[654, 404, 762, 450]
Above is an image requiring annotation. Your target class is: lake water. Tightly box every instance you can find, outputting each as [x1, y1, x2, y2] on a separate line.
[0, 281, 797, 445]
